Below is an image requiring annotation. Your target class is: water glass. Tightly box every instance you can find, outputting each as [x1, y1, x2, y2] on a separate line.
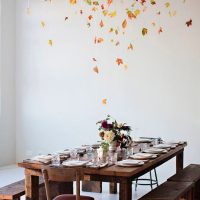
[109, 151, 118, 164]
[51, 153, 60, 166]
[70, 149, 78, 160]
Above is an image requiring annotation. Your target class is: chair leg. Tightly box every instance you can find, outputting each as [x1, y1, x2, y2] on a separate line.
[135, 178, 138, 191]
[149, 170, 153, 190]
[154, 168, 159, 186]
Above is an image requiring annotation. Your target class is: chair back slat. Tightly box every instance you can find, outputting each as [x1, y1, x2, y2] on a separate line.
[42, 166, 84, 200]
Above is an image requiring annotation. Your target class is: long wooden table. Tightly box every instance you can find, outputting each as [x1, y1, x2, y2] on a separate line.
[18, 143, 186, 200]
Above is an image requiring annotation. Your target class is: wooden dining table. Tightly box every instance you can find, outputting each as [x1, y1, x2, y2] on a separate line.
[18, 143, 187, 200]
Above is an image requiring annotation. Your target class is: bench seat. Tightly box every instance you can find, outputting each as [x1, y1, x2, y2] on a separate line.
[138, 181, 194, 200]
[0, 178, 44, 200]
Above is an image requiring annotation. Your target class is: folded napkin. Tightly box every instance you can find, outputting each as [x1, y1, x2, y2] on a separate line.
[86, 162, 108, 169]
[29, 155, 52, 164]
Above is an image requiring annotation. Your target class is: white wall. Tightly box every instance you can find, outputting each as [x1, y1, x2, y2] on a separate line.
[0, 0, 16, 166]
[16, 0, 200, 177]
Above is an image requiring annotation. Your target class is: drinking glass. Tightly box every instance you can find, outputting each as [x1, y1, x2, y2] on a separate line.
[109, 151, 118, 164]
[70, 149, 78, 160]
[51, 153, 60, 166]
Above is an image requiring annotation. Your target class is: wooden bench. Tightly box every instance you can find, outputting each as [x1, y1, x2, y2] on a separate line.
[0, 178, 44, 200]
[168, 164, 200, 200]
[138, 181, 194, 200]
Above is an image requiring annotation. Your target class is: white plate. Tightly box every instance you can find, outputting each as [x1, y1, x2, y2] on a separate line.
[153, 144, 172, 149]
[134, 139, 152, 143]
[116, 159, 144, 167]
[130, 153, 157, 160]
[143, 148, 167, 154]
[62, 160, 89, 167]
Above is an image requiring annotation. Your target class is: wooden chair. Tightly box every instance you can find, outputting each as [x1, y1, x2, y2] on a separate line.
[42, 166, 94, 200]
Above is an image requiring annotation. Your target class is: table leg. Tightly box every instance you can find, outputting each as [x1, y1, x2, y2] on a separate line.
[176, 150, 184, 172]
[25, 174, 39, 200]
[82, 181, 102, 193]
[109, 182, 117, 194]
[119, 178, 132, 200]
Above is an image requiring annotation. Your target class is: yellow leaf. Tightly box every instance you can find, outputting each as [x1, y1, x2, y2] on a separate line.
[165, 2, 170, 8]
[41, 21, 45, 28]
[70, 0, 77, 5]
[48, 40, 53, 46]
[109, 11, 117, 18]
[134, 9, 140, 17]
[128, 43, 133, 50]
[103, 10, 108, 16]
[123, 64, 128, 70]
[142, 28, 148, 36]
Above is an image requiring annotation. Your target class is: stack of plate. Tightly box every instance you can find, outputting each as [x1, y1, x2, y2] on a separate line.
[62, 160, 89, 167]
[130, 152, 157, 160]
[143, 148, 167, 154]
[116, 159, 144, 167]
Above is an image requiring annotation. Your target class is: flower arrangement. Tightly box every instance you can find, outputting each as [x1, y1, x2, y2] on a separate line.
[97, 115, 132, 149]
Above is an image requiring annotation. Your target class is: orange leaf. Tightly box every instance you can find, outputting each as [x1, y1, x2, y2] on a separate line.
[107, 0, 113, 6]
[126, 10, 136, 20]
[116, 58, 123, 65]
[97, 38, 104, 43]
[122, 19, 127, 29]
[102, 99, 107, 105]
[88, 15, 93, 20]
[128, 43, 133, 50]
[70, 0, 76, 5]
[99, 20, 104, 28]
[93, 66, 99, 74]
[103, 10, 108, 16]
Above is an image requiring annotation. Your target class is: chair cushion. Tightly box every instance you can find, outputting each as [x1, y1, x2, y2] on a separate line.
[54, 194, 94, 200]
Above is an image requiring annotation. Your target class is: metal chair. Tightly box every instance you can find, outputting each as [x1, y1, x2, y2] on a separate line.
[135, 168, 159, 190]
[42, 166, 94, 200]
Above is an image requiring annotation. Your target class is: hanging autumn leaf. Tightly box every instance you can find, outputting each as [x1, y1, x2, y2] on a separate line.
[87, 22, 91, 27]
[41, 21, 45, 28]
[123, 64, 128, 70]
[85, 0, 92, 5]
[103, 10, 108, 16]
[88, 15, 93, 20]
[150, 0, 156, 5]
[165, 2, 170, 8]
[99, 20, 104, 28]
[93, 66, 99, 74]
[115, 29, 119, 35]
[102, 99, 107, 105]
[48, 40, 53, 46]
[126, 9, 136, 20]
[134, 9, 140, 17]
[186, 19, 192, 27]
[92, 58, 97, 61]
[116, 58, 123, 65]
[140, 0, 146, 5]
[109, 28, 114, 32]
[65, 16, 69, 20]
[101, 4, 104, 10]
[122, 19, 127, 29]
[92, 7, 98, 12]
[142, 28, 148, 36]
[109, 11, 117, 18]
[107, 0, 113, 6]
[93, 1, 99, 5]
[158, 27, 163, 34]
[128, 43, 133, 50]
[157, 11, 161, 15]
[152, 22, 156, 27]
[115, 41, 120, 46]
[70, 0, 76, 5]
[80, 10, 83, 14]
[97, 38, 104, 43]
